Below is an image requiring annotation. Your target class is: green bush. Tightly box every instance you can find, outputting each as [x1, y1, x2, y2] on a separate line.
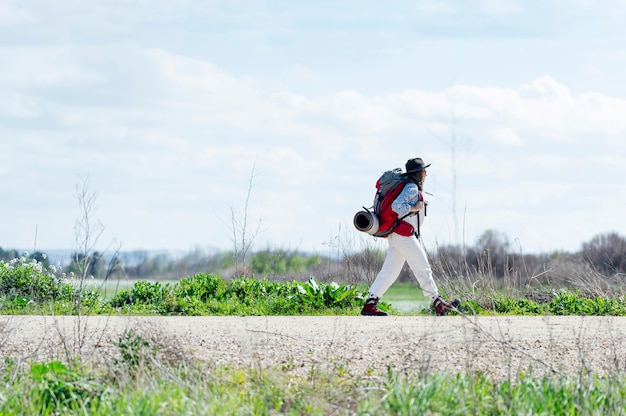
[223, 276, 367, 315]
[229, 277, 287, 302]
[548, 290, 626, 316]
[0, 256, 73, 303]
[175, 273, 228, 301]
[494, 296, 544, 315]
[446, 290, 626, 317]
[129, 280, 170, 305]
[172, 274, 231, 315]
[105, 276, 366, 315]
[109, 280, 175, 314]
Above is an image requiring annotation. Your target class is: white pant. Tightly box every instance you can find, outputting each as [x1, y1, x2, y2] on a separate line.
[368, 233, 439, 301]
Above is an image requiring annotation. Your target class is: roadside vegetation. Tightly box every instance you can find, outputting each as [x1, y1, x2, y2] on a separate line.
[0, 256, 370, 316]
[2, 246, 626, 317]
[2, 230, 626, 414]
[2, 348, 626, 415]
[2, 229, 626, 317]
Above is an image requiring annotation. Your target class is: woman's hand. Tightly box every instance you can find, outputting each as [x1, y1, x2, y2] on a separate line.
[410, 201, 424, 212]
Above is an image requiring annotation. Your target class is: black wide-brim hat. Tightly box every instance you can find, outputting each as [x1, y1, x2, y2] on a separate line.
[405, 157, 431, 173]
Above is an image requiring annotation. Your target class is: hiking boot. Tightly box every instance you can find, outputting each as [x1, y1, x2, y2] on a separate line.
[361, 297, 388, 316]
[433, 296, 460, 316]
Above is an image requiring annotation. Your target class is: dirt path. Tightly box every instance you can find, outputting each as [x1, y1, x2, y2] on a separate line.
[2, 315, 625, 379]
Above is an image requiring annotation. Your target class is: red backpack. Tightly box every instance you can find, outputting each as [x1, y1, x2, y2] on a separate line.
[353, 169, 415, 238]
[371, 169, 414, 237]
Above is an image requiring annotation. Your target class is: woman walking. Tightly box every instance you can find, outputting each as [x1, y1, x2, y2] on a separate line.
[361, 157, 459, 316]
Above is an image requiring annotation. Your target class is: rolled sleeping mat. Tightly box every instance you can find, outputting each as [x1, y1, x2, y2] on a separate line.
[353, 209, 380, 235]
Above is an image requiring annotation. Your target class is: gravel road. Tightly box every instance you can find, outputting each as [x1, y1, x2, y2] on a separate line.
[2, 315, 625, 380]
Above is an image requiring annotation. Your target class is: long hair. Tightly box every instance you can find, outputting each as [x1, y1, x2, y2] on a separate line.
[406, 171, 424, 191]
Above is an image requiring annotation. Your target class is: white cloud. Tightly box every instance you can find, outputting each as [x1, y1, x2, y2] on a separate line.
[0, 92, 39, 118]
[277, 77, 626, 154]
[415, 0, 455, 14]
[520, 76, 571, 101]
[0, 47, 104, 88]
[0, 1, 36, 24]
[491, 126, 522, 146]
[479, 0, 524, 16]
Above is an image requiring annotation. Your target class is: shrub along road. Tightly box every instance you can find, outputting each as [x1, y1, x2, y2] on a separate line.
[2, 315, 624, 380]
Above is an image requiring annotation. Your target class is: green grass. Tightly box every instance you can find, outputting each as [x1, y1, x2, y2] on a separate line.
[380, 282, 429, 314]
[3, 356, 626, 415]
[383, 282, 427, 301]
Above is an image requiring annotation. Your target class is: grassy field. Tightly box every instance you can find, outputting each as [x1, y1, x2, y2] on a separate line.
[382, 282, 429, 313]
[2, 341, 625, 415]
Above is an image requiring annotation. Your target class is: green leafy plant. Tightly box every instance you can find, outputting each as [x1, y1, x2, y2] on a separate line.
[548, 290, 626, 316]
[174, 273, 228, 302]
[229, 277, 285, 303]
[292, 277, 365, 309]
[494, 296, 544, 315]
[0, 256, 73, 303]
[114, 330, 157, 372]
[30, 361, 101, 412]
[109, 280, 173, 313]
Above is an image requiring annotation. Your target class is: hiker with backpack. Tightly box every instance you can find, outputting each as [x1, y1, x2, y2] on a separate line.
[357, 157, 459, 316]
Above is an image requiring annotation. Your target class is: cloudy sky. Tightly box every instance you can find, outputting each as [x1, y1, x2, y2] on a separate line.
[2, 0, 625, 258]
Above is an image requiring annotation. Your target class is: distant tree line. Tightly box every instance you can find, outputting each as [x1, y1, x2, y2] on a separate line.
[117, 248, 330, 282]
[431, 230, 626, 280]
[340, 230, 626, 287]
[2, 231, 625, 285]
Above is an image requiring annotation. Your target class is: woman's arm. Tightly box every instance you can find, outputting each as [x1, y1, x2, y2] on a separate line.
[391, 183, 423, 216]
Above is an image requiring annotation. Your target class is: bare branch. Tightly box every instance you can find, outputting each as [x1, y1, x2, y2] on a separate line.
[224, 159, 264, 277]
[73, 175, 104, 283]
